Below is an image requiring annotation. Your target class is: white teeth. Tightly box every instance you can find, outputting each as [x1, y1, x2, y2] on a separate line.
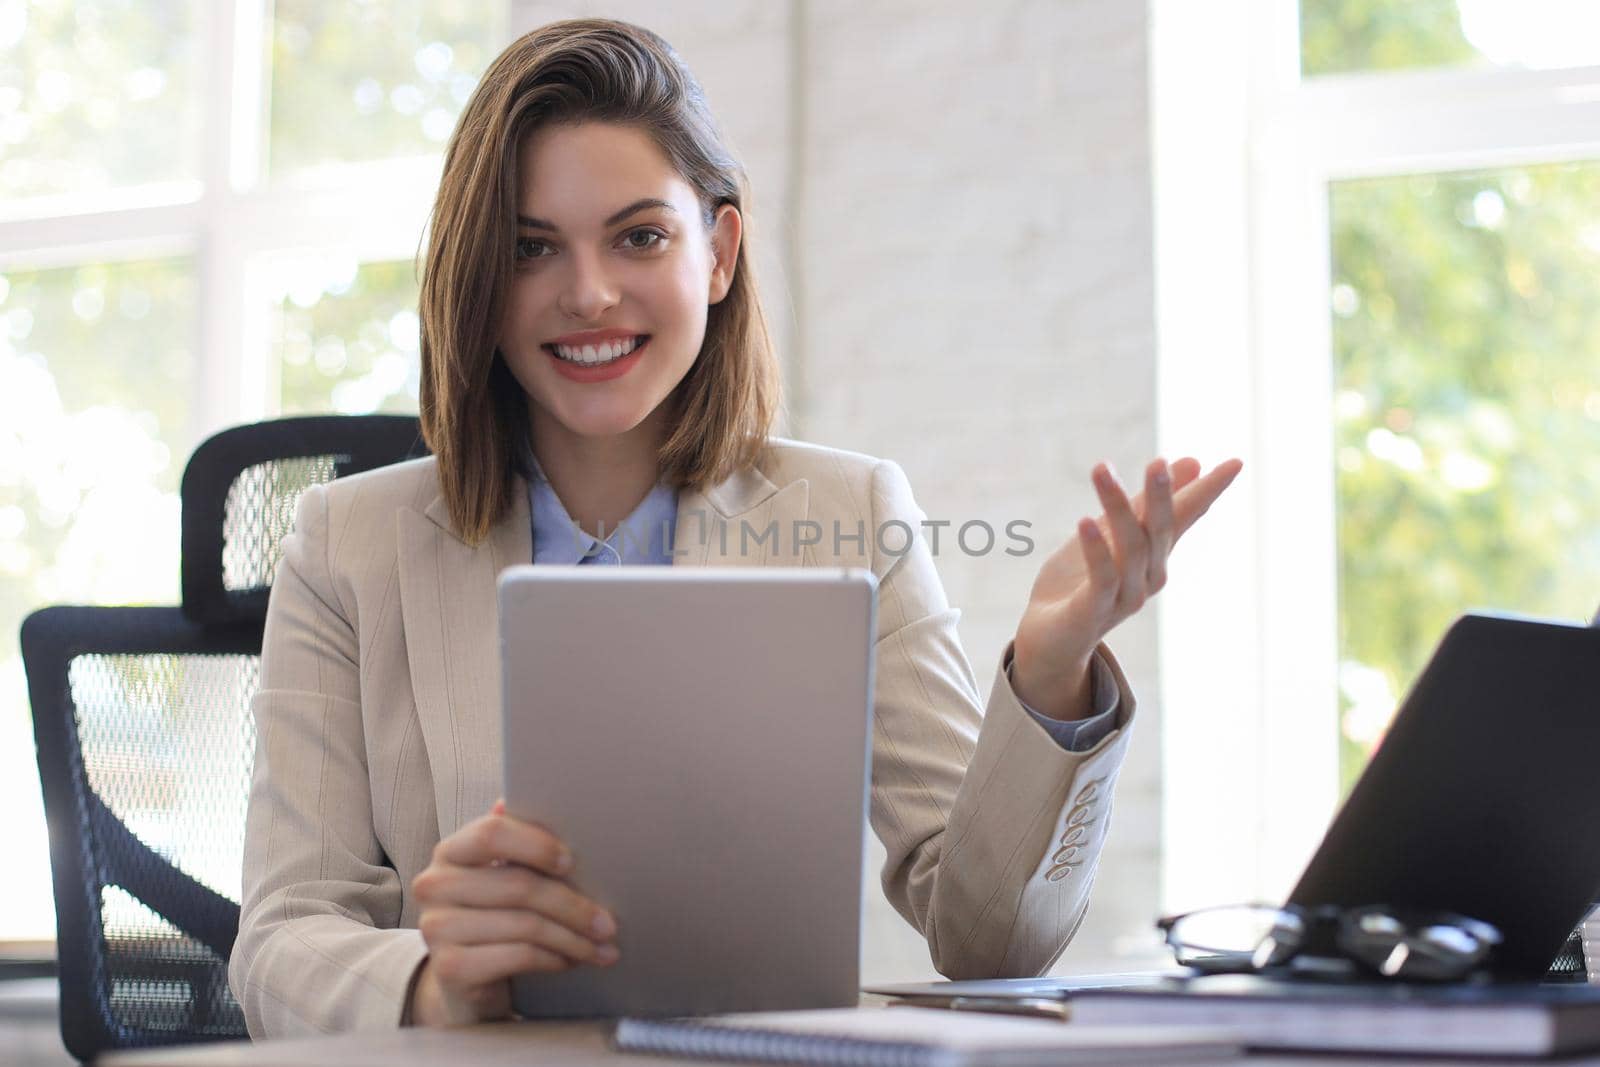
[552, 335, 644, 364]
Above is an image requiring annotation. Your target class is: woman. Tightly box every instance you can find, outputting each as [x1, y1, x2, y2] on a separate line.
[228, 18, 1240, 1037]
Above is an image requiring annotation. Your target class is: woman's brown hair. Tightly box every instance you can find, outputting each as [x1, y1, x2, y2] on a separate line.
[419, 18, 781, 545]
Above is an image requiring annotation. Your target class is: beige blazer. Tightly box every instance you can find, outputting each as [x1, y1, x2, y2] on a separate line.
[228, 436, 1137, 1039]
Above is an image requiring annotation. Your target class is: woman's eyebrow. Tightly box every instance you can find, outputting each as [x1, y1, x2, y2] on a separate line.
[517, 198, 678, 231]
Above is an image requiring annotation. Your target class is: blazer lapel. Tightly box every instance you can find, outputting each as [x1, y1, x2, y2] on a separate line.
[398, 483, 532, 834]
[673, 465, 810, 568]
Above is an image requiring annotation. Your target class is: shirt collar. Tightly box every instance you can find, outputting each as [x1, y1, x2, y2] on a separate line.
[522, 439, 679, 566]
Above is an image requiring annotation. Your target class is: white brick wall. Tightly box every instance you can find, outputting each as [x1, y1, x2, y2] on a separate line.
[512, 0, 1163, 982]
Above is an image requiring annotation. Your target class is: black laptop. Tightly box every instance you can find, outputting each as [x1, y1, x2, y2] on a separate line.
[872, 611, 1600, 1005]
[1288, 611, 1600, 977]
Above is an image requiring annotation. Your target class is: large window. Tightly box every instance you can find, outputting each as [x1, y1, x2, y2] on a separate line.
[1, 256, 194, 942]
[1301, 0, 1600, 76]
[1330, 162, 1600, 788]
[1154, 0, 1600, 910]
[0, 0, 504, 944]
[264, 254, 423, 417]
[1307, 1, 1600, 790]
[0, 3, 205, 205]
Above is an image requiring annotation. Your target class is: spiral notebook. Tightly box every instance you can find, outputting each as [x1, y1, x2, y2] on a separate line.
[611, 1006, 1242, 1067]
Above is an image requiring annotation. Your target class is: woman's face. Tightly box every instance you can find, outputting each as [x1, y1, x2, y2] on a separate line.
[499, 121, 741, 446]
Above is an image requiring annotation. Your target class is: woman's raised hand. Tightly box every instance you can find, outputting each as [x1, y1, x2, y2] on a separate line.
[1010, 456, 1243, 720]
[406, 800, 618, 1026]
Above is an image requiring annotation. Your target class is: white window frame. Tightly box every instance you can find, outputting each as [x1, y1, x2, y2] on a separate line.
[0, 0, 460, 444]
[1152, 0, 1600, 913]
[1, 0, 507, 945]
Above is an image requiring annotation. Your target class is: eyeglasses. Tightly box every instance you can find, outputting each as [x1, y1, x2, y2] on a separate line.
[1156, 903, 1503, 982]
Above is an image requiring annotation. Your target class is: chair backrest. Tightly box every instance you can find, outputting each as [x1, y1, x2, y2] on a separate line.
[181, 415, 430, 624]
[23, 415, 427, 1060]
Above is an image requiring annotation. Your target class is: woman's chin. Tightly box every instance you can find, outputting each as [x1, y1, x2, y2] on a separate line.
[542, 403, 661, 441]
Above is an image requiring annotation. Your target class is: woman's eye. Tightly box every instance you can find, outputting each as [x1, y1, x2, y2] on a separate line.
[515, 237, 549, 261]
[622, 229, 664, 251]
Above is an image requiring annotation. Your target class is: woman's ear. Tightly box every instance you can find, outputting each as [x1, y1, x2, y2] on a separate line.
[707, 203, 742, 305]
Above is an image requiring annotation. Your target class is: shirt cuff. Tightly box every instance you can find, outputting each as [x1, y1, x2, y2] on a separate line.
[1006, 646, 1121, 752]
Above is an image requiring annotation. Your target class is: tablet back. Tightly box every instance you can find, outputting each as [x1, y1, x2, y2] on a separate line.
[1289, 612, 1600, 976]
[498, 566, 877, 1017]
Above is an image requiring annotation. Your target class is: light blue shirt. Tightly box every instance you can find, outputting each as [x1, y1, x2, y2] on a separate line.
[526, 452, 678, 566]
[522, 450, 1119, 750]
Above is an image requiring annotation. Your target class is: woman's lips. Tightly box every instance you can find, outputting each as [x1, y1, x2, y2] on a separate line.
[545, 335, 650, 383]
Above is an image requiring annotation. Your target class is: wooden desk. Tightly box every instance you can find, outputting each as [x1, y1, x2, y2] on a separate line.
[95, 1016, 1600, 1067]
[100, 1021, 642, 1067]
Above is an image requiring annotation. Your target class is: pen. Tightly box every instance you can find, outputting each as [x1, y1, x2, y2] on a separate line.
[884, 995, 1070, 1021]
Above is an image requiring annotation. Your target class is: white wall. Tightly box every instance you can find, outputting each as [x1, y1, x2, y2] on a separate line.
[512, 0, 1164, 980]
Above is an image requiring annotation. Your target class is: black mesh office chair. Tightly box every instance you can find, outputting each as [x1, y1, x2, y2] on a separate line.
[22, 415, 427, 1060]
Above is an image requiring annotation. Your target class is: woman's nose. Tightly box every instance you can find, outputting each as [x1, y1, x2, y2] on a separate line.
[556, 248, 620, 321]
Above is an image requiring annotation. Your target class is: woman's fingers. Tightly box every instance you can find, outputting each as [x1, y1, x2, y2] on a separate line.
[1078, 517, 1120, 614]
[1172, 458, 1244, 539]
[1124, 456, 1202, 523]
[419, 906, 618, 966]
[1078, 453, 1235, 601]
[1169, 456, 1202, 489]
[413, 863, 613, 943]
[1143, 460, 1174, 591]
[409, 800, 626, 1025]
[1092, 464, 1148, 610]
[436, 811, 572, 877]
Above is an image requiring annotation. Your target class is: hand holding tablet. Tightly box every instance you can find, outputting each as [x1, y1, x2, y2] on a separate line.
[406, 799, 619, 1025]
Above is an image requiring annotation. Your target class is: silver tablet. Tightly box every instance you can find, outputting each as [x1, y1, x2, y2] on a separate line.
[497, 566, 878, 1018]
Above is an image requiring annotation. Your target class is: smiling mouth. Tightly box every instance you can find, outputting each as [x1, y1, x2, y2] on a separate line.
[543, 334, 650, 366]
